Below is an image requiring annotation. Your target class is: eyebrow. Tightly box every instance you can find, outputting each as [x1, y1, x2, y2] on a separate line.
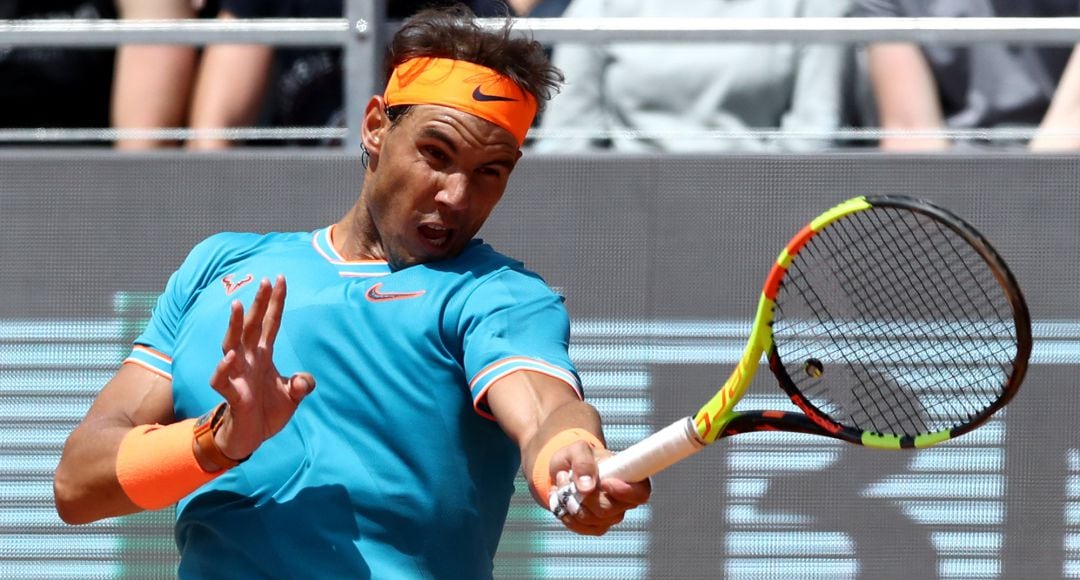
[420, 127, 459, 154]
[419, 127, 517, 171]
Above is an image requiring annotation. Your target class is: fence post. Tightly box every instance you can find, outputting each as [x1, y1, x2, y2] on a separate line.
[343, 0, 385, 151]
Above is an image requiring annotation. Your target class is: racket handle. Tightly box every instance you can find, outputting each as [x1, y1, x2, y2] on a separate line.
[598, 416, 706, 481]
[549, 417, 705, 518]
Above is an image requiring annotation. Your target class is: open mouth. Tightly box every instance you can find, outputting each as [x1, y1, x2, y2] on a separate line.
[418, 223, 452, 249]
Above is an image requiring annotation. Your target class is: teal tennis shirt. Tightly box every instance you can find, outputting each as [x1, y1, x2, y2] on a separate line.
[125, 226, 582, 579]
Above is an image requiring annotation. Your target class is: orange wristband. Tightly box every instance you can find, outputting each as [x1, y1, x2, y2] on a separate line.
[529, 428, 605, 501]
[115, 419, 223, 510]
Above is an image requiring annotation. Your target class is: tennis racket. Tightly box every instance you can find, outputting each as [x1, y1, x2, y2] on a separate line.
[551, 195, 1031, 517]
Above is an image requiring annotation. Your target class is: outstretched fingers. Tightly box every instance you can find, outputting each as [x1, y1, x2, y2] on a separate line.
[203, 274, 315, 461]
[240, 278, 273, 351]
[221, 299, 245, 356]
[212, 276, 288, 405]
[260, 276, 287, 352]
[210, 348, 243, 404]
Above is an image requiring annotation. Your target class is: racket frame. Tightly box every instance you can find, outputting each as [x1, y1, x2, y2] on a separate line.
[764, 195, 1031, 449]
[578, 196, 1031, 501]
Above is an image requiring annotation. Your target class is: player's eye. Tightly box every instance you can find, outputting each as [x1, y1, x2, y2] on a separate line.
[475, 165, 506, 180]
[422, 145, 450, 165]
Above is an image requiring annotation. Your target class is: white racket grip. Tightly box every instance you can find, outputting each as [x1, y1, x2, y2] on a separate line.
[549, 417, 705, 518]
[598, 416, 706, 482]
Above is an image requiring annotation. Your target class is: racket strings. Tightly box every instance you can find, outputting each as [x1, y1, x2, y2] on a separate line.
[830, 212, 948, 433]
[778, 236, 919, 433]
[783, 224, 935, 435]
[863, 210, 1013, 423]
[773, 206, 1020, 438]
[903, 211, 1016, 412]
[805, 213, 950, 434]
[846, 210, 1013, 431]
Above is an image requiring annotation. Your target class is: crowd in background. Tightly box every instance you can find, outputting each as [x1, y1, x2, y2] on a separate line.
[2, 0, 1080, 151]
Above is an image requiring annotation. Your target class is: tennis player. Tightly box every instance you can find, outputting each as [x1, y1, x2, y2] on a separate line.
[53, 5, 650, 578]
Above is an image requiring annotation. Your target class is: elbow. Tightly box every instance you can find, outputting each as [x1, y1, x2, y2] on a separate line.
[54, 505, 90, 526]
[53, 469, 97, 525]
[52, 475, 83, 525]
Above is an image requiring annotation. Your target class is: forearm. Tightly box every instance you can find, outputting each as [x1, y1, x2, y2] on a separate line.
[518, 399, 609, 508]
[521, 399, 605, 477]
[53, 420, 144, 524]
[508, 394, 651, 535]
[52, 362, 217, 524]
[485, 370, 601, 498]
[56, 413, 235, 524]
[484, 368, 651, 534]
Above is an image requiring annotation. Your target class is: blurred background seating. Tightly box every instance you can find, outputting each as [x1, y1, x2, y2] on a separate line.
[850, 0, 1080, 151]
[3, 1, 1080, 150]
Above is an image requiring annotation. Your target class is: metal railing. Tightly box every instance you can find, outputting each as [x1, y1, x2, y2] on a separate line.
[3, 9, 1080, 150]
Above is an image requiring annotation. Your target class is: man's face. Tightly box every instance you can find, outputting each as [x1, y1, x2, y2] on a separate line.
[362, 101, 522, 269]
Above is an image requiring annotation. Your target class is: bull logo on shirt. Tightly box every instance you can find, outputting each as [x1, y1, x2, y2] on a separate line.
[222, 274, 254, 296]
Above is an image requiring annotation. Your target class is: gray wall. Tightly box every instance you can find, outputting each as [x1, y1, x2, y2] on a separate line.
[1, 151, 1077, 579]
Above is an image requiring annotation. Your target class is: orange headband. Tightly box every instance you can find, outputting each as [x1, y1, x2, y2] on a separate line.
[384, 57, 538, 146]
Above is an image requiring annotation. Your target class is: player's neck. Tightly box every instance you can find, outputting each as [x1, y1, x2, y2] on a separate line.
[332, 212, 385, 262]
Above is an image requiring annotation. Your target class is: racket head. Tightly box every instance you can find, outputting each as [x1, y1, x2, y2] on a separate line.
[763, 195, 1031, 449]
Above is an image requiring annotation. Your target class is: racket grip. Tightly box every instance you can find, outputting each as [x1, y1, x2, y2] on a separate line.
[549, 417, 705, 518]
[598, 416, 706, 482]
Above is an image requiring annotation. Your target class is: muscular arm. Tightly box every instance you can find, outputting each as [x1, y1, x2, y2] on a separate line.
[866, 42, 950, 151]
[53, 364, 176, 524]
[487, 370, 650, 536]
[488, 370, 602, 489]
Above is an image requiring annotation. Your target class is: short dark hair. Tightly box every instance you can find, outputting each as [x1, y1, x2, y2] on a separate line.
[385, 4, 563, 110]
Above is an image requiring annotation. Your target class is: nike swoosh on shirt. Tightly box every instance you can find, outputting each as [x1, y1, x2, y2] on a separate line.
[471, 86, 517, 102]
[365, 283, 426, 302]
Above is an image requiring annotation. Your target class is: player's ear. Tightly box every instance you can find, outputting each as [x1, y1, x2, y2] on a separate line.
[362, 96, 390, 166]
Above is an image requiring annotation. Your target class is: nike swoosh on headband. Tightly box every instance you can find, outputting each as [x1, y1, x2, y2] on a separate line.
[471, 86, 517, 102]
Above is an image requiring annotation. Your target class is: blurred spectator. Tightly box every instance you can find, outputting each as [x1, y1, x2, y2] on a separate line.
[531, 0, 852, 153]
[186, 0, 342, 149]
[112, 0, 339, 150]
[1031, 42, 1080, 150]
[390, 1, 563, 18]
[0, 0, 117, 144]
[201, 0, 561, 148]
[111, 0, 218, 149]
[112, 0, 552, 149]
[851, 0, 1080, 151]
[517, 0, 570, 18]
